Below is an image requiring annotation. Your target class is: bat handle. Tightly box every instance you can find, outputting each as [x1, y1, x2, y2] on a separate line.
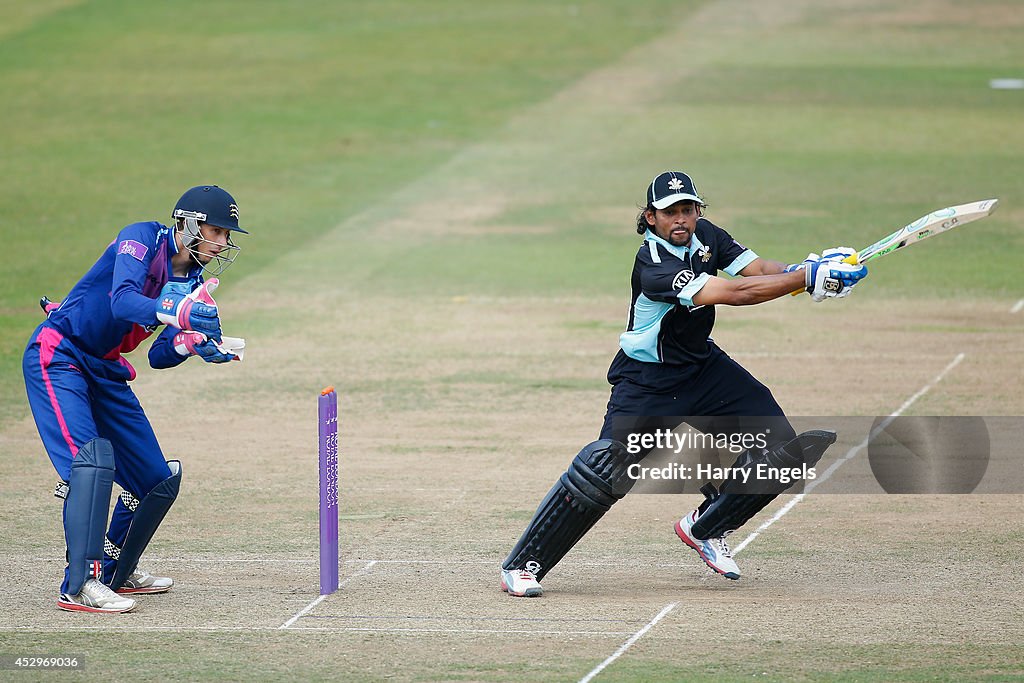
[787, 251, 861, 296]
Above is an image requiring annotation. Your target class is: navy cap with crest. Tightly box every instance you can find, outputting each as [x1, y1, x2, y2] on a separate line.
[647, 171, 705, 210]
[172, 185, 249, 234]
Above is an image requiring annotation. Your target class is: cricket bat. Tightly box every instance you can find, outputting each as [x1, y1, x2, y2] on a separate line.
[791, 198, 999, 295]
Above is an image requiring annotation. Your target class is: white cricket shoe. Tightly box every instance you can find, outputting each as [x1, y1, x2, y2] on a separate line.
[501, 568, 543, 597]
[115, 569, 173, 595]
[58, 578, 137, 613]
[674, 510, 741, 580]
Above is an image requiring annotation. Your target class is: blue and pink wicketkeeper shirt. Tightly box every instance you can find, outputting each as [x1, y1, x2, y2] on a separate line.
[46, 221, 202, 371]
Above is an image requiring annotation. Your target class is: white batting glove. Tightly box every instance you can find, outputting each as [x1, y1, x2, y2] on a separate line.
[784, 252, 820, 273]
[805, 259, 868, 302]
[820, 247, 857, 263]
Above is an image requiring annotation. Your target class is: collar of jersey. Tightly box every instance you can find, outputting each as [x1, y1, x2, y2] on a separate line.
[644, 229, 705, 260]
[162, 223, 180, 257]
[162, 223, 203, 280]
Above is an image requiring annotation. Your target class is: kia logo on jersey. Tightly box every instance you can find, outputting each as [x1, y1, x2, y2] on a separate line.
[672, 269, 695, 289]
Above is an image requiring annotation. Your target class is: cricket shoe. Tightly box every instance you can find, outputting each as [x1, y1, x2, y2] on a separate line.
[115, 569, 173, 595]
[58, 578, 137, 613]
[674, 510, 741, 580]
[501, 568, 543, 597]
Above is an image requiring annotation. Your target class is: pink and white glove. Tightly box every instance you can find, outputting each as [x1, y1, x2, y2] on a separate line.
[156, 278, 222, 340]
[173, 331, 238, 363]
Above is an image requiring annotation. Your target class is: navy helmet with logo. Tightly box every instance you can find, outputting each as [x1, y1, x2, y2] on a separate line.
[172, 185, 248, 276]
[173, 185, 248, 234]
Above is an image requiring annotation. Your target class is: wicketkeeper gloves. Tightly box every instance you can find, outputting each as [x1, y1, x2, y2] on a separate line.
[156, 279, 222, 340]
[172, 331, 241, 363]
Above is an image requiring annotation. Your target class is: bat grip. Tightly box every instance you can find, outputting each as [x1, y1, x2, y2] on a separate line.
[787, 252, 861, 296]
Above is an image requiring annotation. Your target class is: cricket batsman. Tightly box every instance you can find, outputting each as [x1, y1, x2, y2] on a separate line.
[501, 171, 867, 597]
[23, 185, 247, 613]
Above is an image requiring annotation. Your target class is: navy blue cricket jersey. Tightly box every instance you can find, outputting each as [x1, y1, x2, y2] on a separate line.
[46, 221, 204, 370]
[618, 218, 757, 367]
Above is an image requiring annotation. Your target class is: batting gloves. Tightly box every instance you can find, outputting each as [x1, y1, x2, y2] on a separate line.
[820, 246, 857, 263]
[784, 252, 822, 273]
[805, 259, 868, 302]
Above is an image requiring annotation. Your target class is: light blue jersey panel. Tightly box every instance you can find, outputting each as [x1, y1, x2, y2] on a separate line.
[723, 249, 758, 276]
[620, 294, 673, 362]
[675, 273, 710, 307]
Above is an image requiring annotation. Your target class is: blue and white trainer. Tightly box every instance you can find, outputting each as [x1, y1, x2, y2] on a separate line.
[674, 510, 741, 580]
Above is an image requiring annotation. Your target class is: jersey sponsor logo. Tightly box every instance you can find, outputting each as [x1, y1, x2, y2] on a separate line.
[672, 269, 695, 290]
[117, 239, 148, 261]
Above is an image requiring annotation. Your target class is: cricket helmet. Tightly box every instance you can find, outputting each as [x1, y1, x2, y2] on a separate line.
[172, 185, 247, 276]
[173, 185, 248, 234]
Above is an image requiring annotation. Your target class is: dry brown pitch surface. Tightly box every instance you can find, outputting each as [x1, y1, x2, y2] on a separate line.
[2, 295, 1022, 681]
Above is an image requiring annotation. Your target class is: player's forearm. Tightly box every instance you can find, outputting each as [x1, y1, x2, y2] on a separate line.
[756, 259, 789, 275]
[718, 271, 805, 305]
[738, 258, 788, 276]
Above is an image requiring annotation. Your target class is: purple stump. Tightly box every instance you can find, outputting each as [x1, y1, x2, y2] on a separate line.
[318, 388, 339, 595]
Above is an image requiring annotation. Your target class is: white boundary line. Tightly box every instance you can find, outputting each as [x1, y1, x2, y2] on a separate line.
[577, 602, 678, 683]
[289, 626, 634, 636]
[1011, 298, 1024, 314]
[278, 560, 377, 630]
[0, 625, 634, 636]
[732, 351, 965, 555]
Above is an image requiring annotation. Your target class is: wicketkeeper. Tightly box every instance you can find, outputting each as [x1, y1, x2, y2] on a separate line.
[23, 185, 247, 613]
[501, 171, 867, 597]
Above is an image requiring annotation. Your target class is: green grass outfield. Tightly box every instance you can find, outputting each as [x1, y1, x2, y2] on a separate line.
[0, 0, 699, 424]
[3, 0, 1022, 426]
[1, 1, 1023, 680]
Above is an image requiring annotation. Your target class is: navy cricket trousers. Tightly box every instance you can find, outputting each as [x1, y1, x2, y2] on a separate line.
[599, 344, 797, 445]
[23, 323, 172, 593]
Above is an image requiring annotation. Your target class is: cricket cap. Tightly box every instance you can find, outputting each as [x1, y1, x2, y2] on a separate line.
[647, 171, 705, 210]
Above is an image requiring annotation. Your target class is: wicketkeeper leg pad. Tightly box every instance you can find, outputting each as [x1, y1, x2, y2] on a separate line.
[108, 461, 182, 591]
[690, 430, 836, 539]
[65, 438, 116, 595]
[502, 439, 635, 581]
